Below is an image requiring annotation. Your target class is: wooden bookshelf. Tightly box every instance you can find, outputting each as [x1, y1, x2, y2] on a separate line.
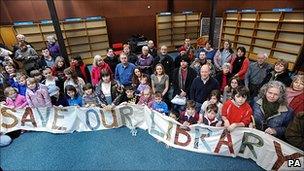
[12, 17, 109, 65]
[156, 12, 201, 50]
[221, 10, 304, 71]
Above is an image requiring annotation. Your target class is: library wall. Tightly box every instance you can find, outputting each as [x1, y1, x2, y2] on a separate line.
[1, 0, 303, 45]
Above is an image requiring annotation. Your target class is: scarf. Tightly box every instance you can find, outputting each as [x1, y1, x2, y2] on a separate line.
[286, 87, 303, 104]
[178, 67, 187, 90]
[262, 98, 280, 120]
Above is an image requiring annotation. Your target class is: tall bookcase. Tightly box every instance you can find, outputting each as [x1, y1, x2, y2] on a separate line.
[156, 12, 201, 50]
[221, 11, 304, 71]
[12, 17, 109, 64]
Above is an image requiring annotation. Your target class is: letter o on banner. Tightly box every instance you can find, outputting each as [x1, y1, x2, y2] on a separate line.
[85, 109, 101, 130]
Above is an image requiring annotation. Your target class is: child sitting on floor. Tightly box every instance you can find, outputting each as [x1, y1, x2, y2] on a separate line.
[151, 92, 169, 115]
[222, 86, 252, 131]
[199, 90, 223, 123]
[65, 85, 82, 107]
[2, 86, 28, 109]
[82, 83, 101, 107]
[114, 86, 138, 105]
[202, 104, 221, 127]
[26, 77, 52, 108]
[10, 72, 27, 96]
[136, 74, 150, 95]
[179, 100, 199, 127]
[137, 87, 154, 108]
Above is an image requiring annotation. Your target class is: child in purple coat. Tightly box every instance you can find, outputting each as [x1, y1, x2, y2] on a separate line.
[26, 77, 52, 108]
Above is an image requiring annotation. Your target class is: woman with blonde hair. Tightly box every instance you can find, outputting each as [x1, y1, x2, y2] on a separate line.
[91, 55, 112, 86]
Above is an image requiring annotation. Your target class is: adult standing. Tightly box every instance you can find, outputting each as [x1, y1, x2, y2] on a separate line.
[122, 44, 138, 65]
[190, 64, 219, 112]
[253, 81, 293, 139]
[214, 39, 234, 72]
[46, 35, 61, 58]
[115, 53, 136, 87]
[136, 46, 154, 75]
[153, 45, 174, 83]
[245, 53, 272, 100]
[230, 46, 250, 84]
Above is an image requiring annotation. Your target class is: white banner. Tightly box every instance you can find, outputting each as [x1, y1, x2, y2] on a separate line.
[0, 105, 303, 170]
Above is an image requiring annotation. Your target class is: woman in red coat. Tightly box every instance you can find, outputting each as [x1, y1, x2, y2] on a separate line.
[286, 74, 304, 115]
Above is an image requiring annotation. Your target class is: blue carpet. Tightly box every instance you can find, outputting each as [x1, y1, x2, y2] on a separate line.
[0, 127, 262, 170]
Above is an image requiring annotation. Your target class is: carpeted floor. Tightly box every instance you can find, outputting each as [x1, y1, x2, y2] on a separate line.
[0, 127, 262, 170]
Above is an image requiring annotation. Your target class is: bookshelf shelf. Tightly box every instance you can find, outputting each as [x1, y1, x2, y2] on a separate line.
[156, 12, 201, 49]
[221, 10, 304, 71]
[13, 17, 109, 64]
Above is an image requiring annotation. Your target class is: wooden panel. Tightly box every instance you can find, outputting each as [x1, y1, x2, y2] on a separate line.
[86, 20, 106, 28]
[87, 28, 107, 35]
[173, 34, 185, 40]
[65, 30, 86, 37]
[275, 42, 301, 54]
[187, 14, 200, 20]
[224, 27, 235, 34]
[92, 50, 107, 57]
[14, 25, 40, 34]
[31, 42, 46, 51]
[158, 23, 172, 29]
[0, 26, 17, 48]
[254, 39, 273, 48]
[157, 16, 171, 22]
[70, 44, 90, 53]
[258, 22, 277, 30]
[64, 22, 85, 30]
[26, 35, 43, 42]
[158, 29, 172, 36]
[186, 27, 198, 33]
[280, 23, 303, 32]
[68, 37, 89, 45]
[225, 20, 237, 26]
[252, 46, 271, 55]
[256, 30, 276, 39]
[277, 33, 304, 43]
[239, 29, 253, 36]
[283, 13, 304, 21]
[173, 15, 186, 21]
[260, 13, 281, 21]
[273, 51, 298, 62]
[241, 13, 256, 20]
[187, 21, 199, 26]
[223, 34, 234, 40]
[91, 42, 109, 50]
[240, 21, 255, 28]
[238, 36, 251, 44]
[89, 35, 108, 43]
[226, 13, 238, 20]
[173, 22, 186, 27]
[159, 35, 171, 41]
[172, 28, 185, 34]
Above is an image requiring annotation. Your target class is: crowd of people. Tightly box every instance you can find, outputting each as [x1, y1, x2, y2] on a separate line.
[0, 35, 303, 151]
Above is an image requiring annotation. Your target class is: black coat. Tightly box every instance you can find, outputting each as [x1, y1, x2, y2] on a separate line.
[172, 67, 197, 98]
[153, 54, 174, 82]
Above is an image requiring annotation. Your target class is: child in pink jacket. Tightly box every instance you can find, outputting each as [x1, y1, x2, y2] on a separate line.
[26, 77, 52, 108]
[3, 87, 28, 109]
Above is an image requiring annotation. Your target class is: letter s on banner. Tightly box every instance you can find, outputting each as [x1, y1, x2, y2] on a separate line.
[1, 106, 18, 128]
